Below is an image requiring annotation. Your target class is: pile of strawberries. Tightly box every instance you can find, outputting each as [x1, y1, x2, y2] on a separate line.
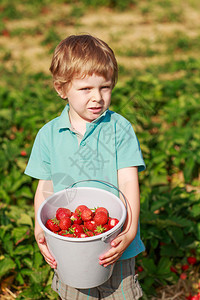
[45, 205, 119, 238]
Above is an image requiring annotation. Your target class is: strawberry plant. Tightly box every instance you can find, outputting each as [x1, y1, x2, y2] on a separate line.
[1, 1, 200, 298]
[0, 203, 58, 299]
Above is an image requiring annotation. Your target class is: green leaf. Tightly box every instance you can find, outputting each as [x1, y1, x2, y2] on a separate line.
[0, 257, 16, 278]
[9, 175, 30, 193]
[15, 186, 33, 199]
[150, 197, 170, 212]
[150, 239, 159, 249]
[6, 205, 24, 221]
[15, 272, 24, 285]
[190, 203, 200, 218]
[21, 268, 33, 276]
[160, 244, 184, 257]
[141, 258, 157, 274]
[183, 156, 195, 183]
[143, 276, 154, 289]
[157, 257, 171, 275]
[19, 284, 43, 299]
[2, 236, 14, 256]
[196, 223, 200, 240]
[33, 251, 44, 269]
[0, 224, 12, 239]
[16, 213, 33, 227]
[30, 266, 50, 284]
[0, 108, 12, 120]
[167, 227, 184, 247]
[22, 257, 33, 269]
[12, 226, 30, 244]
[14, 244, 34, 256]
[15, 157, 27, 171]
[0, 187, 10, 204]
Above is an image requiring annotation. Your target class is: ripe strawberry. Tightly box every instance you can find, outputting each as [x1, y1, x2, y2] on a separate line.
[95, 207, 109, 216]
[93, 211, 108, 226]
[75, 205, 88, 214]
[2, 29, 10, 37]
[84, 220, 96, 231]
[77, 233, 88, 238]
[94, 225, 106, 235]
[180, 273, 187, 280]
[187, 257, 197, 265]
[191, 295, 200, 300]
[20, 150, 27, 156]
[70, 212, 82, 225]
[46, 218, 60, 232]
[59, 217, 72, 230]
[108, 217, 119, 229]
[70, 224, 84, 236]
[137, 266, 144, 272]
[160, 242, 166, 246]
[80, 224, 87, 232]
[65, 234, 75, 237]
[86, 231, 94, 237]
[182, 264, 189, 271]
[103, 224, 110, 232]
[81, 208, 93, 222]
[58, 230, 68, 236]
[170, 266, 178, 273]
[56, 207, 71, 220]
[58, 231, 74, 237]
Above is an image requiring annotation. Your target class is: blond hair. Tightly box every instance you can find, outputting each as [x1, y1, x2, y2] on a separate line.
[49, 34, 118, 89]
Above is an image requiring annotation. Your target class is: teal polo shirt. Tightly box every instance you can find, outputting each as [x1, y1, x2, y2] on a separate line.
[25, 104, 146, 259]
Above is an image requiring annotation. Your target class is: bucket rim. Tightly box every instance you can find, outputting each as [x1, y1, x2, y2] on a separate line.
[38, 186, 127, 243]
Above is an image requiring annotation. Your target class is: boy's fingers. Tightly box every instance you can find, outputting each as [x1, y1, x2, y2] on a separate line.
[45, 257, 57, 268]
[38, 242, 57, 267]
[35, 232, 57, 268]
[38, 237, 45, 244]
[99, 253, 120, 267]
[42, 247, 55, 262]
[111, 236, 122, 247]
[99, 246, 121, 261]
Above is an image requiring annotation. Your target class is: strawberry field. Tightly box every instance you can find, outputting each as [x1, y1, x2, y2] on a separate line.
[0, 0, 200, 299]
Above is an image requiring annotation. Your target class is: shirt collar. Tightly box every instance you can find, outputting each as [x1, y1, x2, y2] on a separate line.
[57, 104, 109, 130]
[57, 104, 71, 130]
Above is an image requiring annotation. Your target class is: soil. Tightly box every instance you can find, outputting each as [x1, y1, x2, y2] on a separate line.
[1, 1, 200, 78]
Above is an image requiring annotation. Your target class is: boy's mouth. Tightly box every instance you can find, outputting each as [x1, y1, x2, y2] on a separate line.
[88, 107, 102, 113]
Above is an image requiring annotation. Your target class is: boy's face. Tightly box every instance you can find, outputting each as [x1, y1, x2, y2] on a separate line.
[60, 74, 112, 123]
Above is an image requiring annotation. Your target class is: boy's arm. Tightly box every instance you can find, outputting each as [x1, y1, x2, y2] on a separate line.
[99, 166, 140, 267]
[34, 179, 57, 269]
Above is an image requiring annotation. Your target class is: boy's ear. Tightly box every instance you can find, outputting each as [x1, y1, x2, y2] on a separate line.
[54, 82, 67, 99]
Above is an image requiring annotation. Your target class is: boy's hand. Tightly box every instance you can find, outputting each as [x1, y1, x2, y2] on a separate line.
[36, 231, 57, 269]
[99, 232, 132, 267]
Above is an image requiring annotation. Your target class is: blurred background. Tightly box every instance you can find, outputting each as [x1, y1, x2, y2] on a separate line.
[0, 0, 199, 299]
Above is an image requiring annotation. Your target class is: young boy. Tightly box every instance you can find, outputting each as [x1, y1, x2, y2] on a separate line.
[25, 34, 145, 299]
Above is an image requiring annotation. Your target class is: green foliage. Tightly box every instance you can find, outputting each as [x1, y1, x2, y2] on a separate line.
[0, 1, 200, 298]
[78, 0, 136, 10]
[138, 186, 199, 295]
[112, 58, 200, 186]
[0, 203, 57, 299]
[1, 58, 199, 298]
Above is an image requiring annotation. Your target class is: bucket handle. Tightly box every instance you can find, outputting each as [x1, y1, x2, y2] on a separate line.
[65, 179, 127, 242]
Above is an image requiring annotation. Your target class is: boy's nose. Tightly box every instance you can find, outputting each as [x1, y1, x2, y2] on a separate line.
[91, 89, 102, 102]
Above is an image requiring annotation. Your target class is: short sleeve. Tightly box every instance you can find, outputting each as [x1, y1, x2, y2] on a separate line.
[116, 122, 145, 172]
[24, 129, 51, 180]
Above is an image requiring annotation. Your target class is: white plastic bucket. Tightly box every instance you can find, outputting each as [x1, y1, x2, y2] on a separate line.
[37, 182, 127, 289]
